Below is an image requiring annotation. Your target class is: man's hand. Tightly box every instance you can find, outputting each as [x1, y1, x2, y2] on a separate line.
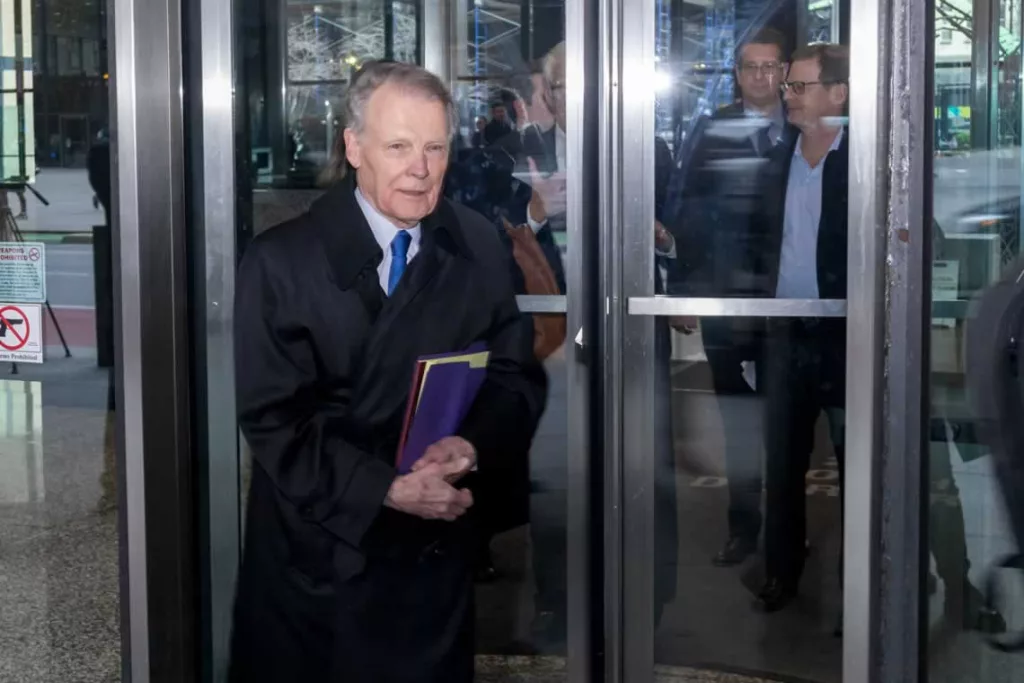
[412, 436, 477, 483]
[655, 220, 674, 252]
[525, 156, 566, 223]
[384, 462, 474, 522]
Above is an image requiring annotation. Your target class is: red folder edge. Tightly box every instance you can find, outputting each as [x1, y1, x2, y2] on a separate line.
[396, 359, 429, 465]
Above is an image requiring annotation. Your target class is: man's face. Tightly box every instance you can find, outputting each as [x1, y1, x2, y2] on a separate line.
[544, 54, 567, 132]
[784, 58, 848, 131]
[491, 105, 508, 124]
[344, 82, 449, 229]
[526, 72, 555, 129]
[735, 43, 784, 108]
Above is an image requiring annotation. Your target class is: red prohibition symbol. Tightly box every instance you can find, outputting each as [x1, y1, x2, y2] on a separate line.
[0, 304, 30, 351]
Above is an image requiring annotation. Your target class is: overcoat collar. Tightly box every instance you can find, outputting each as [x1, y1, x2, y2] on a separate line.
[308, 175, 475, 291]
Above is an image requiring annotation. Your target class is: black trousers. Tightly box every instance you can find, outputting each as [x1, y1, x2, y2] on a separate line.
[762, 321, 845, 587]
[705, 334, 763, 542]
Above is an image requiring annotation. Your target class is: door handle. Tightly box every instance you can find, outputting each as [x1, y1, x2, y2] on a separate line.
[573, 326, 589, 365]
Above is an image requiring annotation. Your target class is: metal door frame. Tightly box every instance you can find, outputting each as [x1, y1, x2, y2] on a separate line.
[111, 0, 198, 680]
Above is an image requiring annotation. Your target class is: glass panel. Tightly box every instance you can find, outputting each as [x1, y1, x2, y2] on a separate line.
[448, 1, 568, 271]
[446, 2, 572, 669]
[642, 1, 848, 679]
[232, 1, 574, 680]
[927, 0, 1024, 676]
[0, 0, 119, 678]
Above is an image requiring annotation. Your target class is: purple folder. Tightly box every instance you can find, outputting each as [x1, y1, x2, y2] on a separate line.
[396, 343, 490, 474]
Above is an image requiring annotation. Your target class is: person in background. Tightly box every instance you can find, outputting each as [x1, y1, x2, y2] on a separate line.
[749, 42, 849, 614]
[666, 27, 788, 568]
[87, 127, 116, 513]
[87, 128, 112, 224]
[471, 116, 488, 148]
[484, 99, 515, 147]
[229, 61, 546, 682]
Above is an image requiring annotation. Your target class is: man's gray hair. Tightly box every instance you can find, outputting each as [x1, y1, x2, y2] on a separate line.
[345, 60, 459, 139]
[320, 61, 458, 186]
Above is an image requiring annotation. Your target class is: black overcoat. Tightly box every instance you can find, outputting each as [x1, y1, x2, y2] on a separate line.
[229, 179, 547, 682]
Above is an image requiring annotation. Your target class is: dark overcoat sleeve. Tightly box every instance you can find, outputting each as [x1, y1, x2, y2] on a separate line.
[234, 234, 395, 550]
[456, 209, 548, 471]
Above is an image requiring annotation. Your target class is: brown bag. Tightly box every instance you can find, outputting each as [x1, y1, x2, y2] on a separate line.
[502, 218, 567, 361]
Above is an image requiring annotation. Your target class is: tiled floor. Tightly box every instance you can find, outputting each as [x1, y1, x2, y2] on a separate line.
[0, 356, 120, 683]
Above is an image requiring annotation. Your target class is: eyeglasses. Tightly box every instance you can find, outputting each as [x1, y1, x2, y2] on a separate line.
[781, 80, 848, 95]
[739, 62, 783, 76]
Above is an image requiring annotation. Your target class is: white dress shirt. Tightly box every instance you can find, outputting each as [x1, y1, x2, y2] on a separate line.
[775, 128, 844, 299]
[355, 188, 422, 294]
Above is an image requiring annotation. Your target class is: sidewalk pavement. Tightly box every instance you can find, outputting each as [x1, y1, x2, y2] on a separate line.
[6, 168, 104, 242]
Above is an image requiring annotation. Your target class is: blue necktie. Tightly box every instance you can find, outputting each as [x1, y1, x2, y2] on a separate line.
[387, 230, 412, 296]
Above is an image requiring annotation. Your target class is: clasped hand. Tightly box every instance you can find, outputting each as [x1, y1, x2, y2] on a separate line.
[384, 437, 478, 522]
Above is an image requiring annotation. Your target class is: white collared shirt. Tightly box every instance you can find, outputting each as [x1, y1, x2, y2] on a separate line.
[776, 127, 845, 299]
[355, 188, 422, 294]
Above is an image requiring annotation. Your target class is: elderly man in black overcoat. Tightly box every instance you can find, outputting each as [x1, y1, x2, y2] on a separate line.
[229, 61, 547, 682]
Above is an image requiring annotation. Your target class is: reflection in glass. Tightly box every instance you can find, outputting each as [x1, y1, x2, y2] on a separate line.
[653, 6, 846, 680]
[927, 0, 1022, 678]
[445, 2, 571, 666]
[236, 1, 572, 677]
[0, 0, 118, 673]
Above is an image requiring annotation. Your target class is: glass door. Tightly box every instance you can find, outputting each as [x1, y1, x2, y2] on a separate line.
[926, 0, 1024, 677]
[191, 0, 600, 680]
[438, 0, 598, 677]
[188, 0, 908, 681]
[614, 0, 883, 681]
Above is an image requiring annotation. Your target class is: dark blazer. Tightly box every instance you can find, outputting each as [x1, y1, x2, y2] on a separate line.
[752, 126, 849, 303]
[508, 124, 567, 293]
[753, 126, 849, 397]
[667, 101, 780, 297]
[229, 180, 547, 681]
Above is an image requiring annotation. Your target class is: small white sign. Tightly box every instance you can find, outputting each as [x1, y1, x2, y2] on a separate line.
[933, 260, 960, 328]
[0, 303, 43, 363]
[0, 242, 46, 303]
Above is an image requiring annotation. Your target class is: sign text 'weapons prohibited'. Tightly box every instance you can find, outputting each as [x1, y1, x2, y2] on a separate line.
[0, 242, 47, 303]
[0, 303, 43, 363]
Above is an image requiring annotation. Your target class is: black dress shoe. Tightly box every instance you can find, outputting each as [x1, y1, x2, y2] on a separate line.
[712, 536, 757, 567]
[946, 580, 1007, 634]
[754, 578, 797, 613]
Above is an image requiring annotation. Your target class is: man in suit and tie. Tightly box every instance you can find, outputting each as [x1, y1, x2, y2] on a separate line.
[750, 42, 849, 613]
[667, 27, 788, 567]
[229, 61, 547, 681]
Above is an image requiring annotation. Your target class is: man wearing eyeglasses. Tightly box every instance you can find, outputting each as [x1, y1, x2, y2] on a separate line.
[751, 42, 850, 614]
[667, 27, 788, 569]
